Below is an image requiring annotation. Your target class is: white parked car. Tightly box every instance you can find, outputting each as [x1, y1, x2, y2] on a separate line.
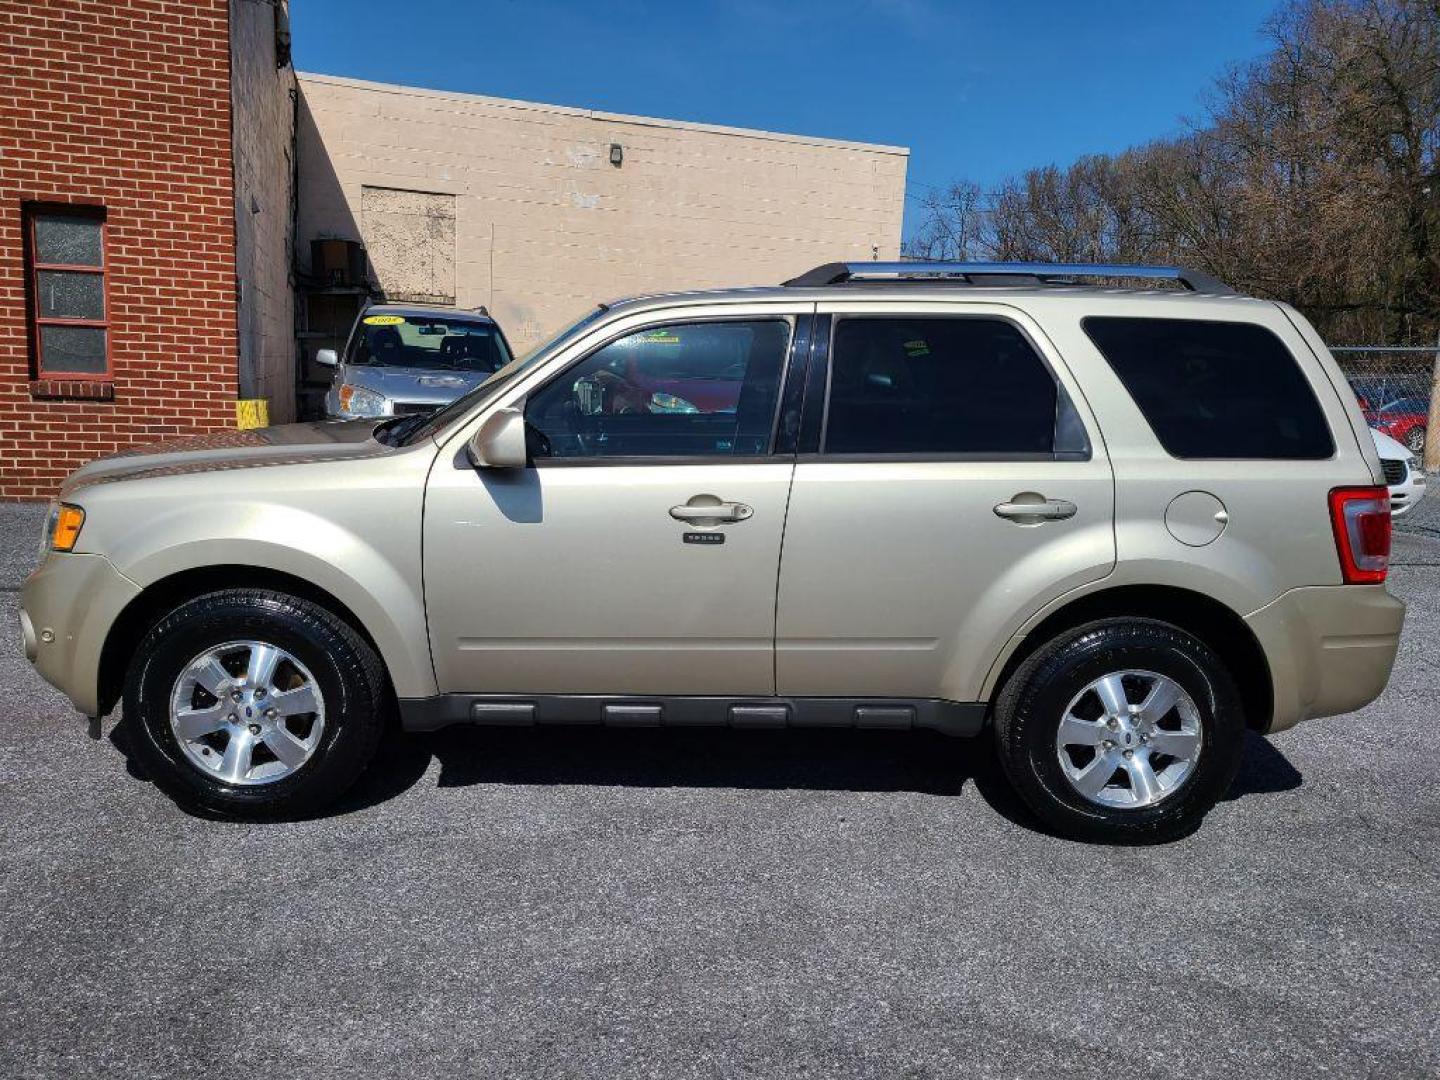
[1372, 428, 1426, 517]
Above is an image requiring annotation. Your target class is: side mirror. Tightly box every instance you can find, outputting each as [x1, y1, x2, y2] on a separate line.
[315, 348, 339, 367]
[466, 406, 528, 469]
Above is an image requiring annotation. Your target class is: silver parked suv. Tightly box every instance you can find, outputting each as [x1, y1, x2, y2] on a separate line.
[21, 262, 1405, 841]
[318, 303, 513, 420]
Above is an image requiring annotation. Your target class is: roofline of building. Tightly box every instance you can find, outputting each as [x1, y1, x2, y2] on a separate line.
[296, 72, 911, 157]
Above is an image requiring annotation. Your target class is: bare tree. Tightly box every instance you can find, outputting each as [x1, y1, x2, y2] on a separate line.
[903, 180, 989, 261]
[907, 0, 1440, 344]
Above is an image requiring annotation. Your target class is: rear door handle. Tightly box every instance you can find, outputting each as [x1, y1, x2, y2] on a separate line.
[993, 496, 1077, 522]
[670, 498, 754, 524]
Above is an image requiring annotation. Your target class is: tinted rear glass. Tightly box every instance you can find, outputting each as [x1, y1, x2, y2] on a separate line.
[1083, 317, 1334, 459]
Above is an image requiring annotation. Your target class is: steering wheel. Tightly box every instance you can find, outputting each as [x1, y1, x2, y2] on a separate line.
[524, 420, 553, 459]
[559, 400, 593, 456]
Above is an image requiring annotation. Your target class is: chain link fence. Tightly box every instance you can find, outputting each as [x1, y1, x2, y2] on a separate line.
[1331, 344, 1440, 543]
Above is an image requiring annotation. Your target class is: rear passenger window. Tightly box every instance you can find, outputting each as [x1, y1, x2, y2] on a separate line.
[824, 317, 1080, 456]
[1083, 317, 1334, 459]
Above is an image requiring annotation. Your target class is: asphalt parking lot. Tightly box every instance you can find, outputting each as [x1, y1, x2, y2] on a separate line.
[2, 499, 1439, 1079]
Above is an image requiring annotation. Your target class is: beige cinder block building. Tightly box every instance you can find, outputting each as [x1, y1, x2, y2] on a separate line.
[295, 73, 908, 354]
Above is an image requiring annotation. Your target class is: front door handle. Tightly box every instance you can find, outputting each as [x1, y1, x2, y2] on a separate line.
[993, 495, 1077, 523]
[670, 496, 754, 524]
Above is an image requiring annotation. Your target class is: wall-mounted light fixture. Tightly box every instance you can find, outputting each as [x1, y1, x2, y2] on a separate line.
[609, 143, 623, 167]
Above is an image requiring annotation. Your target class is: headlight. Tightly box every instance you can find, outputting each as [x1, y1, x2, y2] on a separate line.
[337, 384, 389, 417]
[1406, 456, 1420, 472]
[38, 502, 56, 559]
[41, 502, 85, 553]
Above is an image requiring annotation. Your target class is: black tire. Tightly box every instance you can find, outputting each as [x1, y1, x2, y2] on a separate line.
[993, 618, 1245, 843]
[1405, 426, 1426, 456]
[123, 588, 390, 818]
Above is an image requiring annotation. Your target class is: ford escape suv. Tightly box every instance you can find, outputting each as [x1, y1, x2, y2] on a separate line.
[21, 262, 1404, 841]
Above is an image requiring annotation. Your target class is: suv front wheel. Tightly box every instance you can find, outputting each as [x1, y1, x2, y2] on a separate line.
[123, 589, 389, 818]
[994, 618, 1246, 843]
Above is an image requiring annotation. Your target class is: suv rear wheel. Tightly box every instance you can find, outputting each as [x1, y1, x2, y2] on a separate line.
[994, 618, 1245, 843]
[123, 589, 389, 818]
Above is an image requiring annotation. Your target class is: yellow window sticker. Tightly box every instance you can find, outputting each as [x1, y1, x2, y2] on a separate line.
[363, 314, 406, 326]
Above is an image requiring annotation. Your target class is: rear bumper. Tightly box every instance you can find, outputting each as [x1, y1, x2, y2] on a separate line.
[1246, 584, 1405, 733]
[20, 552, 141, 717]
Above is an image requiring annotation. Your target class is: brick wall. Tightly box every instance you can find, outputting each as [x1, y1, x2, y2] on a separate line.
[0, 0, 239, 500]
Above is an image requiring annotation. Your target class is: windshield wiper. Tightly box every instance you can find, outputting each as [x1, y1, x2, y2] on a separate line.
[373, 414, 427, 446]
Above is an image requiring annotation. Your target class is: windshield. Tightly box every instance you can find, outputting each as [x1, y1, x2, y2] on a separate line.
[398, 305, 609, 446]
[347, 313, 513, 373]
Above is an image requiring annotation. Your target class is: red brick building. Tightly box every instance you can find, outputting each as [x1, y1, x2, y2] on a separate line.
[0, 0, 294, 499]
[0, 1, 904, 500]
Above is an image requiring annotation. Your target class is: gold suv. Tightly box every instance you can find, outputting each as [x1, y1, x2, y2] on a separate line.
[21, 263, 1405, 841]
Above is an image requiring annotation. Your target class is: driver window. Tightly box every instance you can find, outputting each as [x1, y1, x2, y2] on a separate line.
[524, 320, 790, 459]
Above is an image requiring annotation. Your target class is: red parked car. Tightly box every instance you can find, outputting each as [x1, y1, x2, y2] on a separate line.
[1366, 397, 1430, 456]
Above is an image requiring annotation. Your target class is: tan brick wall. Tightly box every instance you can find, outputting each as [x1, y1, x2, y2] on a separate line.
[230, 0, 296, 422]
[0, 0, 239, 500]
[296, 74, 908, 348]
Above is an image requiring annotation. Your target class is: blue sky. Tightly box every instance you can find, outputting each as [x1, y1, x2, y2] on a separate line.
[292, 0, 1278, 238]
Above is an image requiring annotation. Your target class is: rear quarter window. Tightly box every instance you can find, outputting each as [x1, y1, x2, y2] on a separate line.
[1082, 316, 1334, 460]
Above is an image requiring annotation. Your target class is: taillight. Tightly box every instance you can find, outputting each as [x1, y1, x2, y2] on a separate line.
[1328, 486, 1391, 584]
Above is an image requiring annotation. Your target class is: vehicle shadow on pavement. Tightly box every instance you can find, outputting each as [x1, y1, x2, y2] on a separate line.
[1224, 731, 1304, 801]
[111, 719, 1303, 834]
[351, 725, 1304, 836]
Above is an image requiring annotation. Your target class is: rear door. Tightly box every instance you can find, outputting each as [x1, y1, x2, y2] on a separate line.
[774, 300, 1116, 703]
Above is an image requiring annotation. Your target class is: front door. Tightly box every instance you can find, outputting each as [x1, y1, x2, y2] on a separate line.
[424, 310, 803, 696]
[775, 302, 1117, 703]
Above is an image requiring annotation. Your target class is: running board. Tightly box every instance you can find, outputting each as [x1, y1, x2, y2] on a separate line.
[399, 694, 986, 737]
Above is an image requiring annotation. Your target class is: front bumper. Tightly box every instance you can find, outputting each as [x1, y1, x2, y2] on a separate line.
[1388, 468, 1426, 517]
[21, 552, 141, 717]
[1246, 584, 1405, 733]
[323, 396, 441, 421]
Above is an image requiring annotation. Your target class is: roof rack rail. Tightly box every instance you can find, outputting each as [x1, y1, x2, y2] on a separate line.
[781, 261, 1235, 295]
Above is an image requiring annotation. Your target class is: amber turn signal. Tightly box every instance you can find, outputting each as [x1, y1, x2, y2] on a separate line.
[51, 504, 85, 552]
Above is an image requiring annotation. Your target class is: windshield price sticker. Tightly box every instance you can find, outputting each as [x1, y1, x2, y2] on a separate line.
[363, 314, 406, 326]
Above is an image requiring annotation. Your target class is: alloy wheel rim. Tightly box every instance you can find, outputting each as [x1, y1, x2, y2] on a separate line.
[168, 640, 326, 786]
[1055, 669, 1203, 809]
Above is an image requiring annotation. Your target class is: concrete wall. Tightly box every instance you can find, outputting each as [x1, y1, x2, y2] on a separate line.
[296, 73, 907, 349]
[230, 0, 297, 421]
